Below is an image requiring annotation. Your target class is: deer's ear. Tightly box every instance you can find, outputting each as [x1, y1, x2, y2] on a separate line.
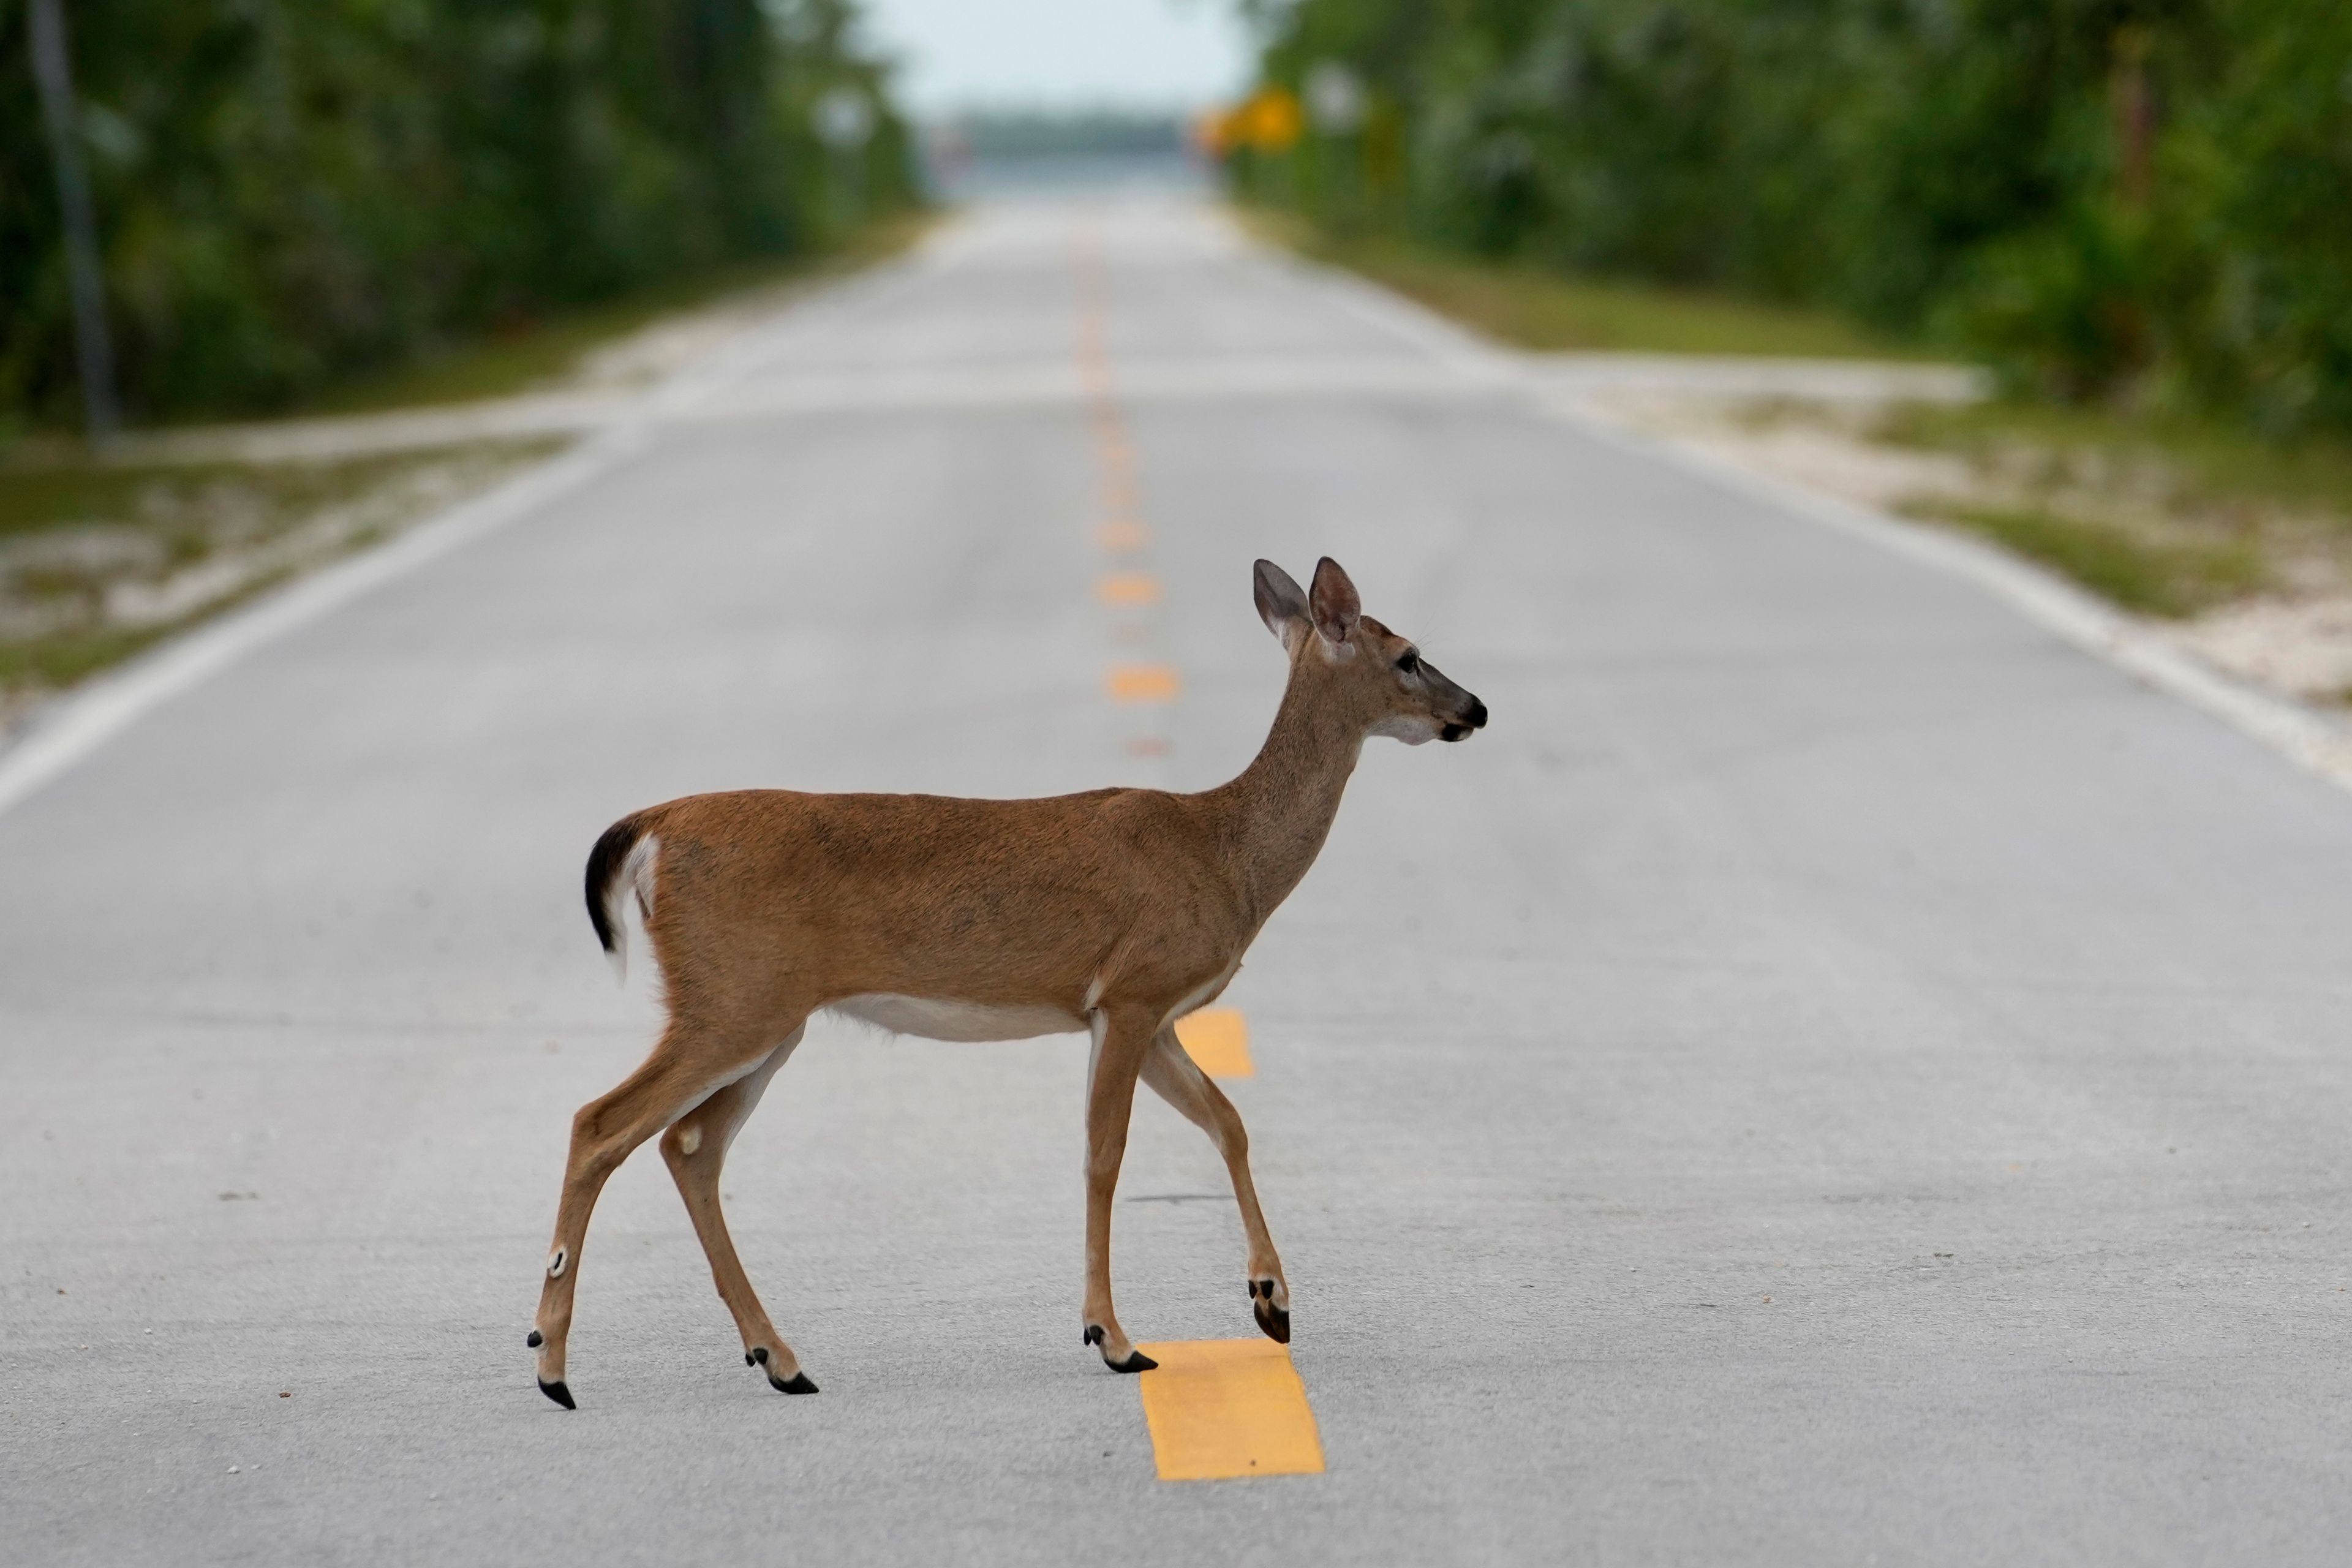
[1308, 557, 1360, 644]
[1254, 559, 1310, 646]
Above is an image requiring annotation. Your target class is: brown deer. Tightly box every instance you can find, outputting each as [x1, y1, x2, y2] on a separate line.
[527, 557, 1486, 1407]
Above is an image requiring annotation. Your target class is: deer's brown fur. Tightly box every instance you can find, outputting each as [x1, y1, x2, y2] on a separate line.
[529, 557, 1486, 1406]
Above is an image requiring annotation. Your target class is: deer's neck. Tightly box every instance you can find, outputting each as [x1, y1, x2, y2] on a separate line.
[1206, 662, 1363, 925]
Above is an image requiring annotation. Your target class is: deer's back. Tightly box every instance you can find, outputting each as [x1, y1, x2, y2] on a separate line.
[631, 788, 1244, 1019]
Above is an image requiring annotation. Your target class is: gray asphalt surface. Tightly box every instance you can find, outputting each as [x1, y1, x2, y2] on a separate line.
[6, 193, 2351, 1566]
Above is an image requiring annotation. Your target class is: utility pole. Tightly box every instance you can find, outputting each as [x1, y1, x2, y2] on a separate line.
[28, 0, 121, 442]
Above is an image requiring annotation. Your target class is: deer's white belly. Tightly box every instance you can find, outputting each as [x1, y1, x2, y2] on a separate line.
[830, 993, 1085, 1042]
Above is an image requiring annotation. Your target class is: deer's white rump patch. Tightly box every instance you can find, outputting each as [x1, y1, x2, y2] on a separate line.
[600, 834, 662, 981]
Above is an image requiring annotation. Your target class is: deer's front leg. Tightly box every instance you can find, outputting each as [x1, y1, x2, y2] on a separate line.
[1081, 1005, 1158, 1373]
[1140, 1028, 1289, 1343]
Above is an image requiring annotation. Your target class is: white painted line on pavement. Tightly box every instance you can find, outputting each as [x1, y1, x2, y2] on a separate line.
[1553, 407, 2352, 797]
[1246, 224, 2352, 801]
[0, 432, 644, 823]
[676, 354, 1501, 423]
[0, 241, 952, 825]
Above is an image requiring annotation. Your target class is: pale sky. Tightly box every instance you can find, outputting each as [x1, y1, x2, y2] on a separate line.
[858, 0, 1256, 116]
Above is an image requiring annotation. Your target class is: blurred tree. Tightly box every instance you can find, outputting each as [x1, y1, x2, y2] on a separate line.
[1230, 0, 2352, 431]
[0, 0, 914, 427]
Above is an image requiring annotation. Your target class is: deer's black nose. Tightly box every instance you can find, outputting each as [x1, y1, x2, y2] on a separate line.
[1464, 698, 1488, 729]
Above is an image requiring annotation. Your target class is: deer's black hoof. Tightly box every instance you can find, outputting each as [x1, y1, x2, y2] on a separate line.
[1254, 1299, 1291, 1344]
[1085, 1323, 1155, 1372]
[1249, 1278, 1291, 1343]
[769, 1370, 820, 1395]
[538, 1379, 576, 1410]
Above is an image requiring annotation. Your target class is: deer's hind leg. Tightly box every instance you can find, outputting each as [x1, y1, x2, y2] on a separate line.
[1140, 1028, 1291, 1343]
[529, 1014, 780, 1409]
[660, 1022, 815, 1394]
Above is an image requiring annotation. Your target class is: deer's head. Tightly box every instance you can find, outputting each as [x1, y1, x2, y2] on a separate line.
[1253, 557, 1488, 745]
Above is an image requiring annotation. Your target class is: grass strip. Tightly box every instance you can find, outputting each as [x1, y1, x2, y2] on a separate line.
[1915, 502, 2266, 618]
[0, 450, 494, 545]
[1245, 211, 1923, 360]
[1880, 401, 2352, 534]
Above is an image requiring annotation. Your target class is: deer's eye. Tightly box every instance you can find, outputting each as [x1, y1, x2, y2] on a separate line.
[1396, 650, 1421, 676]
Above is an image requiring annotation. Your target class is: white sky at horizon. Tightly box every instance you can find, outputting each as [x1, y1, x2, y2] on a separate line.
[856, 0, 1257, 118]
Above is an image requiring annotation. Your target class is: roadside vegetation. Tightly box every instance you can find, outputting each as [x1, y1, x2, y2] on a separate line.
[1249, 213, 1913, 360]
[1, 0, 916, 434]
[1904, 502, 2266, 620]
[1254, 189, 2352, 696]
[1585, 390, 2352, 704]
[0, 442, 558, 725]
[1874, 402, 2352, 666]
[1221, 1, 2352, 439]
[0, 206, 926, 729]
[298, 213, 932, 417]
[1218, 2, 2352, 707]
[0, 0, 922, 731]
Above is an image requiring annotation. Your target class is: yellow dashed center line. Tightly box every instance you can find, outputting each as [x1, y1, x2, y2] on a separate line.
[1137, 1339, 1326, 1481]
[1107, 663, 1180, 703]
[1174, 1008, 1253, 1078]
[1077, 236, 1311, 1483]
[1096, 572, 1162, 607]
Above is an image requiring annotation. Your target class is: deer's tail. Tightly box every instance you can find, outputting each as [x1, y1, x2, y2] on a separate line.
[584, 814, 660, 981]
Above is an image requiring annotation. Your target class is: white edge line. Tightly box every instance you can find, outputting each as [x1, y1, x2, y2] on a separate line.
[0, 429, 645, 821]
[0, 225, 965, 826]
[1232, 219, 2352, 799]
[1550, 400, 2352, 795]
[15, 211, 2343, 815]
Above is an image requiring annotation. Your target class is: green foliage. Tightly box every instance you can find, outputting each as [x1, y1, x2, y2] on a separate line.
[1, 0, 914, 426]
[1236, 0, 2352, 433]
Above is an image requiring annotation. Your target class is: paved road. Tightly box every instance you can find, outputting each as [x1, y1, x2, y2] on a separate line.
[6, 193, 2352, 1566]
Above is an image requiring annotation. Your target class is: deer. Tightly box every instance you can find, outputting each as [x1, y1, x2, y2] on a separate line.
[527, 557, 1487, 1408]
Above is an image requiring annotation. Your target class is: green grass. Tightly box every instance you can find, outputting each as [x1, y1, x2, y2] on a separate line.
[1249, 212, 1924, 360]
[0, 213, 930, 448]
[1915, 502, 2266, 618]
[1879, 400, 2352, 533]
[0, 447, 533, 544]
[0, 593, 263, 689]
[0, 441, 559, 701]
[0, 217, 933, 708]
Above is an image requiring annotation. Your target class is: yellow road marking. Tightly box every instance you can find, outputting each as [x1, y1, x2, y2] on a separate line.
[1175, 1008, 1253, 1077]
[1137, 1339, 1324, 1481]
[1097, 572, 1161, 607]
[1097, 520, 1150, 552]
[1107, 664, 1179, 703]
